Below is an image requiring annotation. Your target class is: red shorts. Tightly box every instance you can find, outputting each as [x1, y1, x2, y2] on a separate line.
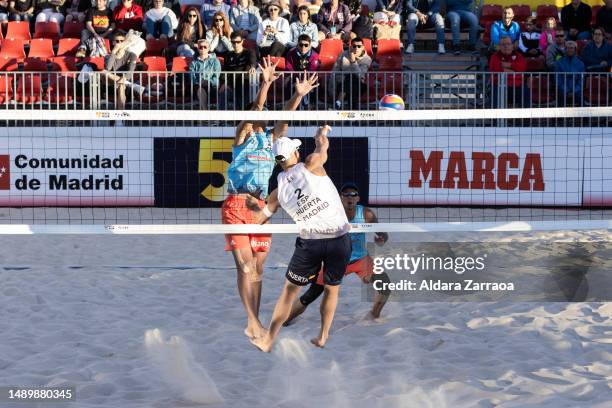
[316, 255, 374, 285]
[222, 194, 272, 252]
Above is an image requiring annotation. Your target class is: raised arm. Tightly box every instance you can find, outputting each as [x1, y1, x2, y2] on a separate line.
[247, 188, 280, 224]
[273, 72, 319, 140]
[305, 125, 330, 175]
[364, 208, 388, 246]
[235, 56, 280, 145]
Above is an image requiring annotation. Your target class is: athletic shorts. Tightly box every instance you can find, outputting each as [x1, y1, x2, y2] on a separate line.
[286, 234, 351, 286]
[316, 255, 374, 285]
[222, 194, 272, 252]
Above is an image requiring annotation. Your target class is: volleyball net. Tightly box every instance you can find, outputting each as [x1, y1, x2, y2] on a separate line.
[0, 107, 611, 234]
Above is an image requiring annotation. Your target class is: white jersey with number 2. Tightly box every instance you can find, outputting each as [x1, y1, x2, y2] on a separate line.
[277, 163, 350, 239]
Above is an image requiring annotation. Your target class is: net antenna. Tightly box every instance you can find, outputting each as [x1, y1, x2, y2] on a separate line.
[0, 107, 610, 234]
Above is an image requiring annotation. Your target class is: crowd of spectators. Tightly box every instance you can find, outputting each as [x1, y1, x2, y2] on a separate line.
[0, 0, 609, 109]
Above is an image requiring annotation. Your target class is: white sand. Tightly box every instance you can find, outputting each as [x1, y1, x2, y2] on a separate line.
[0, 234, 611, 408]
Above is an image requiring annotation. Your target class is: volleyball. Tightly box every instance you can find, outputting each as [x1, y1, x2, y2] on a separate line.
[379, 94, 405, 110]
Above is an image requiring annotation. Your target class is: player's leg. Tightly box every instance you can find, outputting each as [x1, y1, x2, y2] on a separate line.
[284, 280, 325, 326]
[367, 272, 391, 319]
[231, 245, 265, 339]
[311, 284, 340, 348]
[251, 280, 302, 352]
[253, 249, 270, 315]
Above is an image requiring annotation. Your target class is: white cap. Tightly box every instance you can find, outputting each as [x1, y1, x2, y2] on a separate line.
[272, 137, 302, 162]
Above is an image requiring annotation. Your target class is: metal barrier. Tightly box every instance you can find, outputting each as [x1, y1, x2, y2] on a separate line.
[0, 70, 610, 111]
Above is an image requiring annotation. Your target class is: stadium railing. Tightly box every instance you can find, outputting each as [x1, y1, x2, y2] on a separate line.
[0, 71, 609, 112]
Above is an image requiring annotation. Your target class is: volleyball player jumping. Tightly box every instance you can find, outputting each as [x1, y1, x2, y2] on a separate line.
[248, 126, 351, 352]
[284, 182, 390, 325]
[223, 57, 319, 340]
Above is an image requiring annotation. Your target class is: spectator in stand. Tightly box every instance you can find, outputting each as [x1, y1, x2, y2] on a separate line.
[287, 5, 318, 49]
[560, 0, 592, 41]
[257, 2, 290, 57]
[348, 0, 373, 40]
[35, 0, 67, 25]
[0, 0, 10, 23]
[9, 0, 35, 22]
[555, 40, 585, 106]
[286, 33, 319, 70]
[489, 35, 529, 108]
[76, 0, 115, 58]
[490, 7, 520, 51]
[257, 0, 289, 19]
[446, 0, 479, 54]
[597, 0, 612, 38]
[314, 0, 352, 42]
[201, 0, 231, 29]
[539, 16, 557, 54]
[546, 28, 566, 70]
[229, 0, 261, 41]
[519, 17, 541, 57]
[331, 36, 371, 109]
[102, 30, 138, 109]
[224, 31, 257, 109]
[144, 0, 178, 40]
[174, 6, 206, 57]
[64, 0, 90, 23]
[138, 0, 179, 15]
[404, 0, 445, 54]
[113, 0, 144, 32]
[206, 11, 233, 58]
[581, 27, 612, 71]
[189, 38, 225, 109]
[375, 0, 401, 24]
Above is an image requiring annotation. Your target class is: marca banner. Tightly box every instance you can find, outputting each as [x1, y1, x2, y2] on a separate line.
[369, 127, 584, 206]
[154, 135, 369, 207]
[0, 135, 153, 206]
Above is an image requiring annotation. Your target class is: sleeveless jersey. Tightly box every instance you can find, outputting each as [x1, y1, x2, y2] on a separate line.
[277, 163, 350, 239]
[227, 129, 275, 198]
[349, 205, 367, 262]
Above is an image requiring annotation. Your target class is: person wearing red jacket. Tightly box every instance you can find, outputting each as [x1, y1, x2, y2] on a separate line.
[489, 35, 530, 108]
[113, 0, 143, 32]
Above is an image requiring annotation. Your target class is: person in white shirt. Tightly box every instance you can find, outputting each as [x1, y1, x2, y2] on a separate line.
[257, 1, 290, 57]
[144, 0, 178, 40]
[248, 125, 352, 352]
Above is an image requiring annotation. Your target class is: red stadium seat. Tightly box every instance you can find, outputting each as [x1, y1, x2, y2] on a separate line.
[243, 39, 257, 51]
[480, 4, 503, 26]
[167, 56, 194, 106]
[28, 38, 55, 59]
[0, 75, 14, 104]
[318, 38, 343, 71]
[0, 56, 19, 71]
[528, 75, 554, 106]
[525, 55, 546, 72]
[144, 38, 168, 56]
[23, 57, 49, 71]
[62, 21, 85, 39]
[15, 74, 43, 104]
[49, 56, 78, 72]
[83, 56, 105, 70]
[536, 5, 559, 28]
[585, 76, 610, 106]
[510, 4, 531, 23]
[268, 56, 285, 71]
[57, 38, 81, 56]
[376, 39, 402, 71]
[141, 56, 168, 89]
[45, 72, 76, 104]
[34, 22, 60, 43]
[6, 21, 31, 42]
[171, 56, 191, 72]
[0, 38, 26, 61]
[592, 5, 601, 25]
[577, 39, 588, 55]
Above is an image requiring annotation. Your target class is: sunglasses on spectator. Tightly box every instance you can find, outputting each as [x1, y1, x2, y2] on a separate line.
[231, 40, 242, 44]
[351, 44, 363, 48]
[556, 34, 564, 37]
[269, 7, 279, 11]
[198, 45, 209, 49]
[188, 14, 198, 18]
[215, 18, 224, 21]
[298, 42, 310, 47]
[341, 192, 359, 197]
[114, 39, 125, 43]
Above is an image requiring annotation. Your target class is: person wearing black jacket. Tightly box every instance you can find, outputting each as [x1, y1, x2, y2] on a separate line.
[597, 0, 612, 38]
[561, 0, 592, 40]
[223, 31, 257, 109]
[65, 0, 90, 23]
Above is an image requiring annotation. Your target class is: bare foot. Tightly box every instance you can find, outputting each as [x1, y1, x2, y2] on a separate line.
[244, 323, 266, 339]
[310, 335, 328, 348]
[250, 335, 272, 353]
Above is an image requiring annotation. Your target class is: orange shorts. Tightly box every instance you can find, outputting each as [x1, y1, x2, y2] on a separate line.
[222, 194, 272, 252]
[316, 255, 374, 285]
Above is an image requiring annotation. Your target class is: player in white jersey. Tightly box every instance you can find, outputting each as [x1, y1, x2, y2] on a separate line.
[248, 125, 352, 352]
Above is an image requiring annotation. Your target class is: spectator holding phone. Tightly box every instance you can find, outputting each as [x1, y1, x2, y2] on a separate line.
[257, 1, 290, 57]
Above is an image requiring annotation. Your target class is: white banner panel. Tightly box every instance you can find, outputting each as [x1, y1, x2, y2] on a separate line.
[582, 128, 612, 207]
[0, 129, 153, 206]
[369, 127, 584, 206]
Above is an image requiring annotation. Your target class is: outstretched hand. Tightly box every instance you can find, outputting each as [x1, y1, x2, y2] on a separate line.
[294, 71, 319, 96]
[258, 56, 281, 85]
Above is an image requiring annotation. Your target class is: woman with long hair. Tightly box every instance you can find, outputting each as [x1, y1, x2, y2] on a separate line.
[206, 10, 234, 58]
[175, 6, 206, 57]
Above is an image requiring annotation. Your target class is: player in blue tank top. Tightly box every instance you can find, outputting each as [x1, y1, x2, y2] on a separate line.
[284, 182, 391, 324]
[221, 57, 321, 340]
